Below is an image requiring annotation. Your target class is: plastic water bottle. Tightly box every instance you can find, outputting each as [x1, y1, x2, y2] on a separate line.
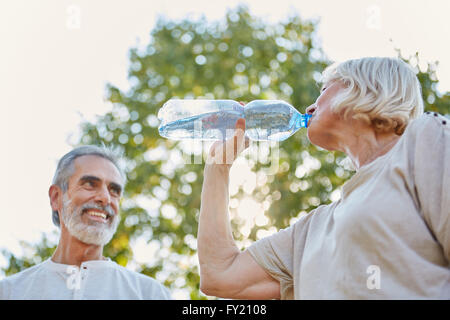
[158, 99, 311, 141]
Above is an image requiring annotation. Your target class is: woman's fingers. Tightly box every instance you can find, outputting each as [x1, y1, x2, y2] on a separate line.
[207, 118, 248, 166]
[209, 141, 222, 157]
[232, 118, 246, 157]
[244, 136, 250, 149]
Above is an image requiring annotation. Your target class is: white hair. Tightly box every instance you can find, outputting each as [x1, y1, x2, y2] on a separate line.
[320, 57, 424, 135]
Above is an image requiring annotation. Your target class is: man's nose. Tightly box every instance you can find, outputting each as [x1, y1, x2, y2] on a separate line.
[305, 104, 316, 115]
[94, 185, 111, 206]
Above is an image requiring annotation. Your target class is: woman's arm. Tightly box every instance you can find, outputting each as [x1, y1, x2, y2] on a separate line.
[198, 119, 280, 299]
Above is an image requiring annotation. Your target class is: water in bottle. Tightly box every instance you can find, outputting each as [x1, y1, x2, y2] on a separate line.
[158, 99, 311, 141]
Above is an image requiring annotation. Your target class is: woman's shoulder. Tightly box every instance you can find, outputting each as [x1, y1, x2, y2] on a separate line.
[399, 112, 448, 156]
[405, 112, 448, 137]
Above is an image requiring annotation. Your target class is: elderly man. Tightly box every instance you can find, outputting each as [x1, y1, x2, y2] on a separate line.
[0, 145, 171, 299]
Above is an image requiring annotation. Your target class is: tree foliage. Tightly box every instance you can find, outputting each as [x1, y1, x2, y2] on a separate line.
[2, 6, 449, 299]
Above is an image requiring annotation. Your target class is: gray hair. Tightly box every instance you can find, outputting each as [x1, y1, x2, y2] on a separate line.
[320, 57, 424, 135]
[51, 145, 126, 227]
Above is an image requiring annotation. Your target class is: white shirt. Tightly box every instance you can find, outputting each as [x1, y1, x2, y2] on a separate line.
[0, 258, 172, 300]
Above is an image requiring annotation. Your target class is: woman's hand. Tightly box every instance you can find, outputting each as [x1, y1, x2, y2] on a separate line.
[206, 102, 250, 168]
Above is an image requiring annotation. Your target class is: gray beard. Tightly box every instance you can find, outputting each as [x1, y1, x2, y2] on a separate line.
[60, 194, 120, 246]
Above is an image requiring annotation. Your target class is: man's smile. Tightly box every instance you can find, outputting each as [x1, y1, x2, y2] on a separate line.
[83, 209, 110, 223]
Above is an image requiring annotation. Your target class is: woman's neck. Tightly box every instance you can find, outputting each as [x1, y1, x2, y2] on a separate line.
[340, 129, 401, 170]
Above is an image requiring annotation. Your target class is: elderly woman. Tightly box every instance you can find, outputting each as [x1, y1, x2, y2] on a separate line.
[198, 57, 449, 299]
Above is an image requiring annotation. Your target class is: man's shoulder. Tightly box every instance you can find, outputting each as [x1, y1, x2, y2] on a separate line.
[110, 262, 153, 281]
[1, 260, 48, 285]
[108, 262, 172, 299]
[0, 260, 48, 299]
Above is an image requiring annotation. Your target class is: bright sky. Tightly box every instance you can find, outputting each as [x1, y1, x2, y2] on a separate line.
[1, 0, 449, 272]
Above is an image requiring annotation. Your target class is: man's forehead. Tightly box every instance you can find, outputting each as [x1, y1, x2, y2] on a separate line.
[72, 155, 123, 183]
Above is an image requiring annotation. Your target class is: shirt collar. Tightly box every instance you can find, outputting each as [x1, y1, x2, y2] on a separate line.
[44, 257, 115, 271]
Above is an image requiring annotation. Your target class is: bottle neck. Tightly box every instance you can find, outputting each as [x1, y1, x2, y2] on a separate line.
[294, 112, 311, 130]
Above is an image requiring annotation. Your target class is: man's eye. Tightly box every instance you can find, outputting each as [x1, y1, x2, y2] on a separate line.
[110, 188, 121, 196]
[84, 181, 95, 187]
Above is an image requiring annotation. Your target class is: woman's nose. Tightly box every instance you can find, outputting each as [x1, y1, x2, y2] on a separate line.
[305, 104, 316, 115]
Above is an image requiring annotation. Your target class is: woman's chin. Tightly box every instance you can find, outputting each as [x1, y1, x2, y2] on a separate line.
[306, 126, 319, 145]
[307, 129, 335, 151]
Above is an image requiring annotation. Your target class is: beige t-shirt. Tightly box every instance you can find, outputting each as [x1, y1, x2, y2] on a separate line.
[248, 112, 450, 299]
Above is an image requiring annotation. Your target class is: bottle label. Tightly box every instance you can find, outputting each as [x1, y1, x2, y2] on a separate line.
[232, 104, 244, 112]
